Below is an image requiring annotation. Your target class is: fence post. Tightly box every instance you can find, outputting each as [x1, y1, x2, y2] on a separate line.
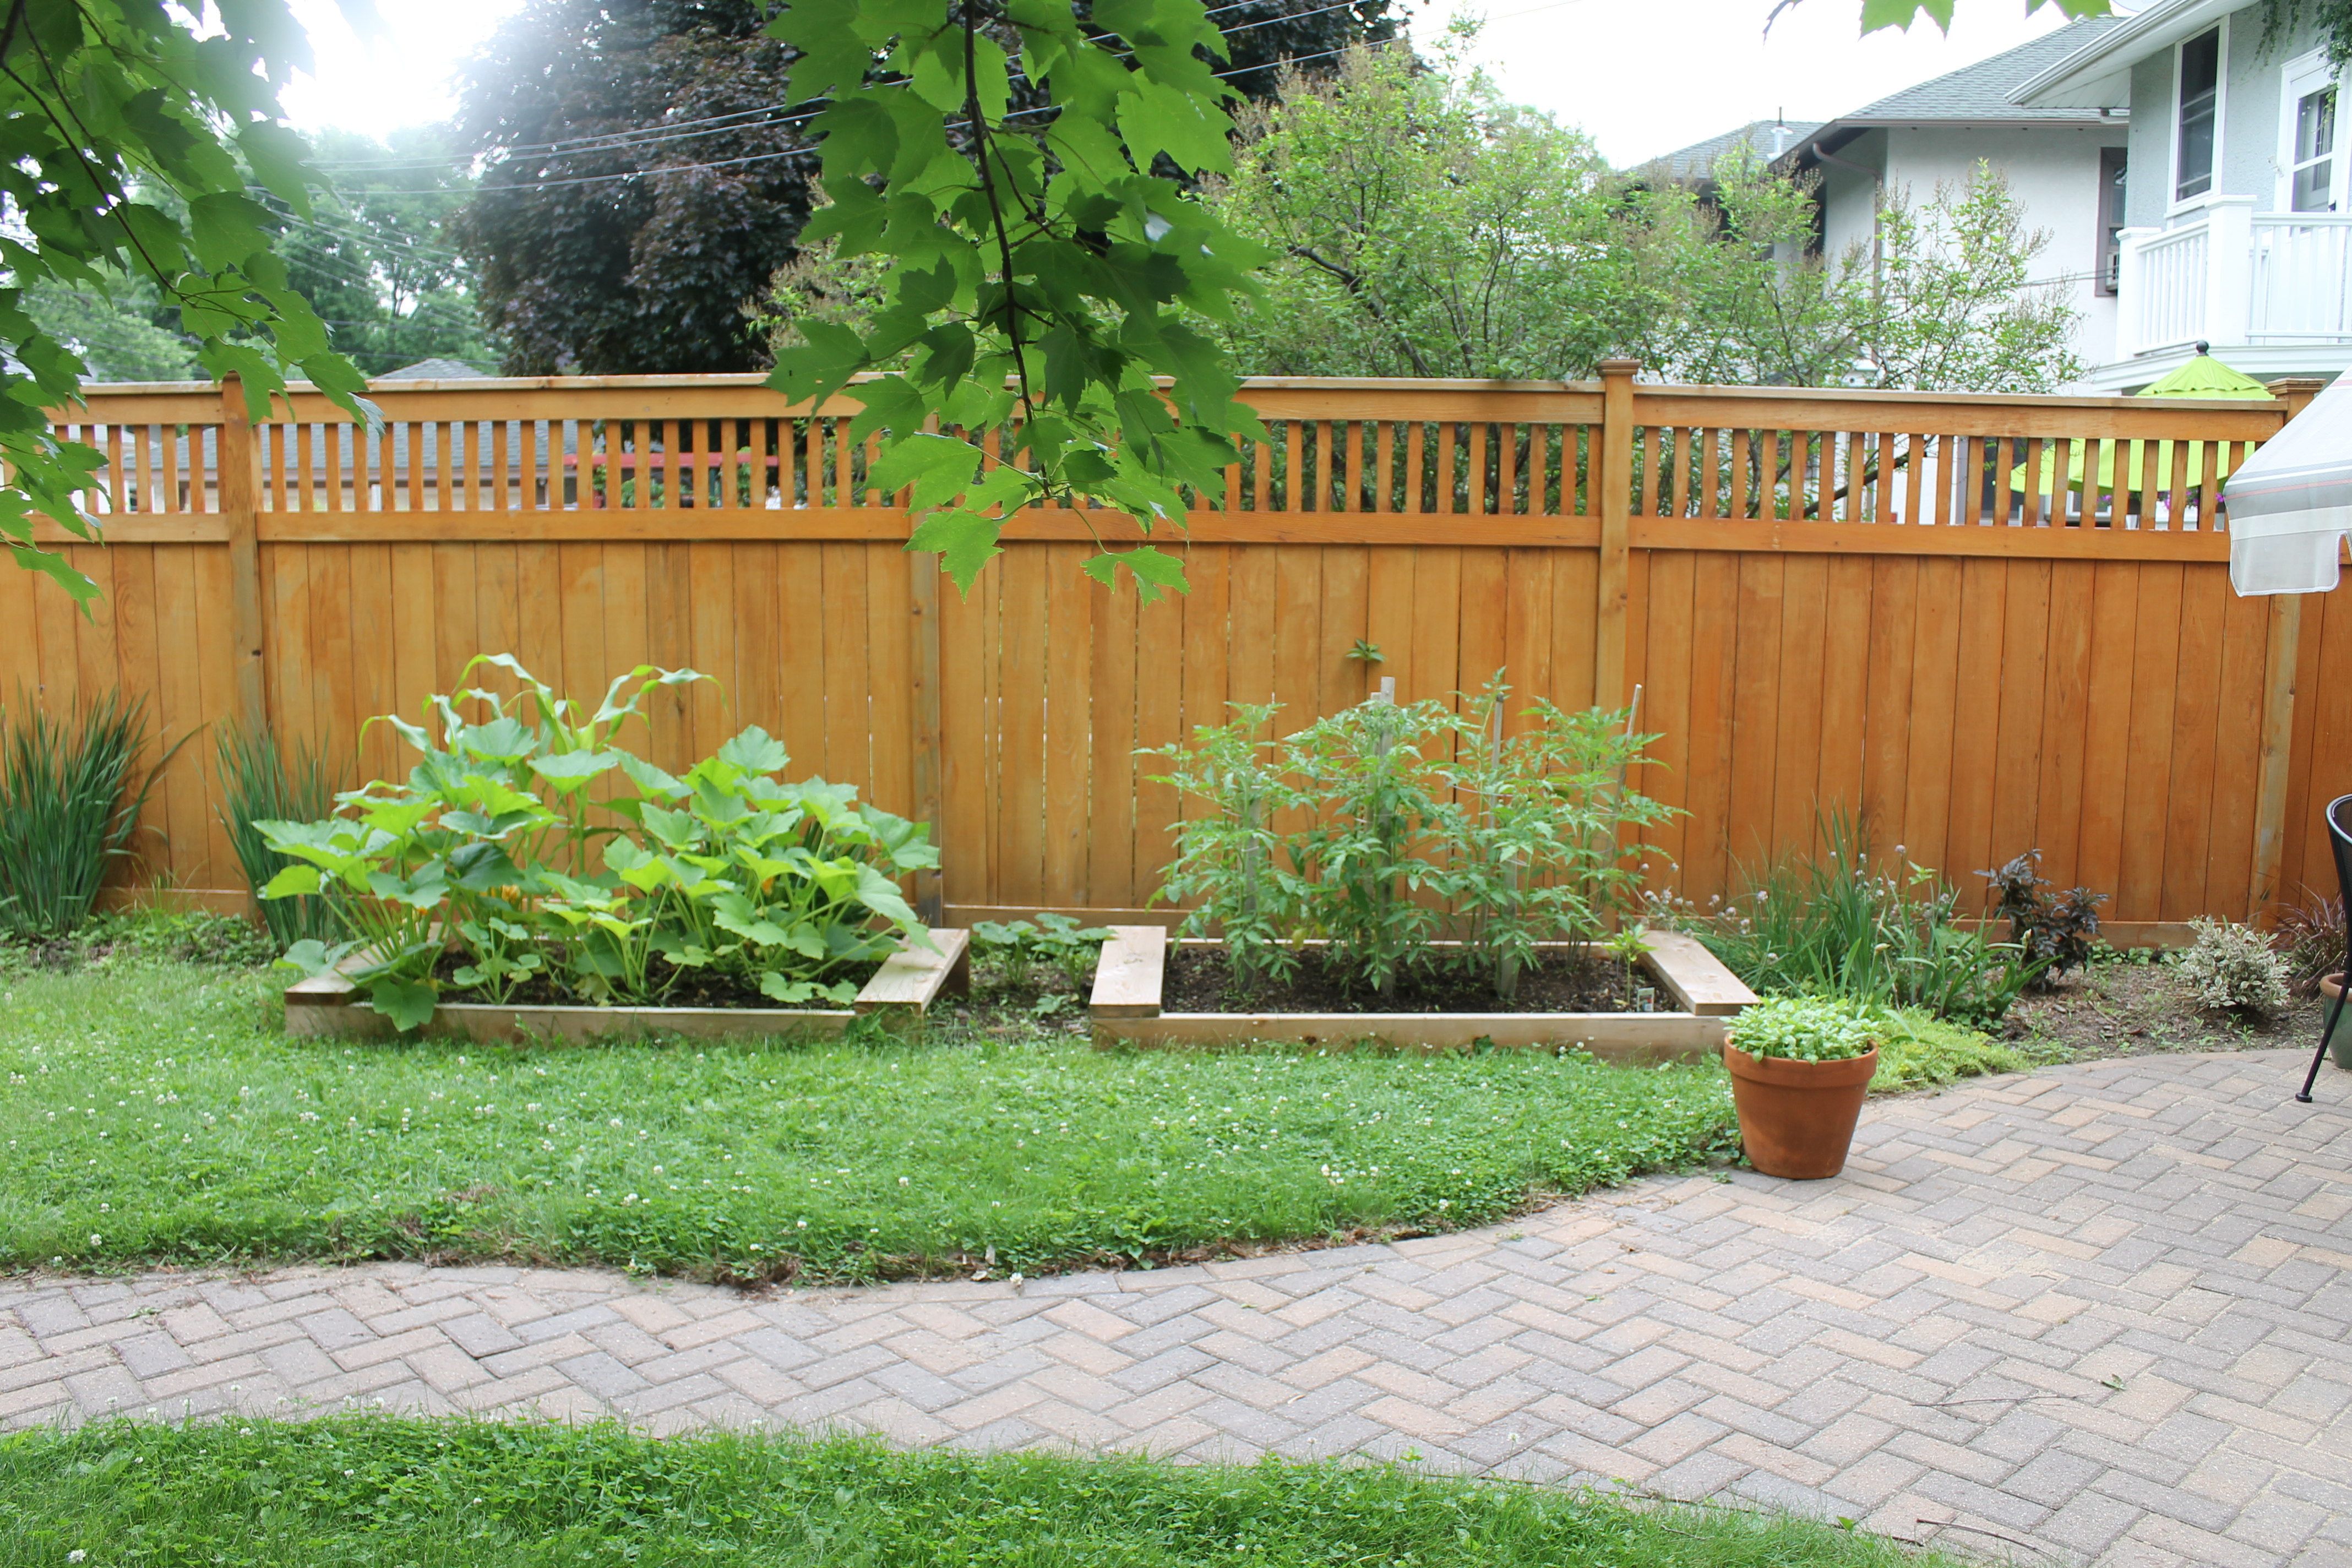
[2247, 379, 2329, 918]
[216, 377, 267, 736]
[908, 553, 945, 927]
[1594, 359, 1638, 710]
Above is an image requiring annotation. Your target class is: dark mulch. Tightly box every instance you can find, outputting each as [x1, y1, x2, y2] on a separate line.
[1161, 944, 1638, 1015]
[431, 950, 883, 1010]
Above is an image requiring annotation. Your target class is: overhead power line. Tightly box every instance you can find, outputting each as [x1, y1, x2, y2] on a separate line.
[314, 0, 1397, 176]
[461, 36, 1411, 196]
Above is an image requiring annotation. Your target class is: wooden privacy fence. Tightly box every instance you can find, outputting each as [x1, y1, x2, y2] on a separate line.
[9, 364, 2340, 934]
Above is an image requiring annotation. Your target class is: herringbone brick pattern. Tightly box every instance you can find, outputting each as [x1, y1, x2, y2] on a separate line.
[4, 1050, 2346, 1566]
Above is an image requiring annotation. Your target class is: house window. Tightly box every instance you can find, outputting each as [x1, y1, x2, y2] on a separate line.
[2293, 83, 2338, 211]
[2175, 27, 2220, 202]
[2096, 146, 2128, 296]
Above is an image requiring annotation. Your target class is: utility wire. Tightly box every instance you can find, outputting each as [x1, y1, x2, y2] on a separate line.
[313, 0, 1397, 175]
[461, 36, 1409, 195]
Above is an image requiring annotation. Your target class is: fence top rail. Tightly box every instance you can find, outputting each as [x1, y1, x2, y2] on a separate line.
[46, 374, 2295, 445]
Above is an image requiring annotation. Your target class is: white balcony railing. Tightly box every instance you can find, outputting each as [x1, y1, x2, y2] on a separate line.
[2253, 215, 2352, 339]
[2116, 197, 2352, 357]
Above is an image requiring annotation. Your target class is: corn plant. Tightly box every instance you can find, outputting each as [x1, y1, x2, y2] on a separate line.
[262, 657, 937, 1031]
[0, 690, 184, 941]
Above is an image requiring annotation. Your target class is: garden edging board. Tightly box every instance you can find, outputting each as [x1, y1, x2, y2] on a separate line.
[283, 929, 972, 1042]
[1087, 929, 1754, 1062]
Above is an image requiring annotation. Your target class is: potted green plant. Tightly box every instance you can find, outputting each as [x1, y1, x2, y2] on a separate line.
[1722, 996, 1880, 1179]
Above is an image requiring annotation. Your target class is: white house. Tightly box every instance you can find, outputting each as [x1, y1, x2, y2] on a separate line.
[1767, 19, 2135, 377]
[1649, 26, 2133, 380]
[1653, 8, 2346, 393]
[2014, 0, 2350, 391]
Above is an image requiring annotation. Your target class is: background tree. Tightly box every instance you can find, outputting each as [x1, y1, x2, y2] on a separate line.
[0, 0, 366, 602]
[1202, 35, 1624, 379]
[1200, 50, 2081, 394]
[453, 0, 812, 374]
[274, 129, 500, 375]
[18, 268, 200, 383]
[1844, 166, 2083, 393]
[1608, 152, 1853, 386]
[462, 0, 1400, 375]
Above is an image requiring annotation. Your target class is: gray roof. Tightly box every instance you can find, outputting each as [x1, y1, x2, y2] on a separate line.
[1830, 17, 2129, 127]
[378, 357, 489, 381]
[1643, 119, 1823, 179]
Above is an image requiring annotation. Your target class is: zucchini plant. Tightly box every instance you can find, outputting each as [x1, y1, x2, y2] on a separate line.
[261, 656, 937, 1030]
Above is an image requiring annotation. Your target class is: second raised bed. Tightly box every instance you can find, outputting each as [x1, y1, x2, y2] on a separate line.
[1088, 928, 1754, 1061]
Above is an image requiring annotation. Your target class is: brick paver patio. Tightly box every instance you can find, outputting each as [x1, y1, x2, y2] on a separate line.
[3, 1048, 2346, 1566]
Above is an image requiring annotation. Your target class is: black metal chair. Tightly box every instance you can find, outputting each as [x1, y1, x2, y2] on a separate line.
[2295, 794, 2352, 1103]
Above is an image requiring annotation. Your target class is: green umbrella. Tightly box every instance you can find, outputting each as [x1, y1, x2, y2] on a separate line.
[2136, 348, 2274, 399]
[2012, 345, 2272, 500]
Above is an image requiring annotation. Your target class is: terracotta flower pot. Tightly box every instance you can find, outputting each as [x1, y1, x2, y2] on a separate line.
[1723, 1042, 1880, 1180]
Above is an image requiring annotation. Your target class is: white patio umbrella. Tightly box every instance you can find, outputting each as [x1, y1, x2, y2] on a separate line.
[2225, 373, 2352, 596]
[2225, 374, 2352, 1103]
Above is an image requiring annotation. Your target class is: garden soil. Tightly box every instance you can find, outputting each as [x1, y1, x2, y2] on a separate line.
[2005, 959, 2325, 1061]
[1161, 946, 1634, 1015]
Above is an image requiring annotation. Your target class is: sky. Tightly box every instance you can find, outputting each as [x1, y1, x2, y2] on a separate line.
[276, 0, 2088, 169]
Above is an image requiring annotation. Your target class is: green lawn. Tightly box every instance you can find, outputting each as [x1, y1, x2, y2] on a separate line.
[0, 1417, 1956, 1567]
[0, 935, 1736, 1282]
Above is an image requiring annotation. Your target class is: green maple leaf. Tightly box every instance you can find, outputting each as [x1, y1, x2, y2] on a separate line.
[1083, 545, 1189, 605]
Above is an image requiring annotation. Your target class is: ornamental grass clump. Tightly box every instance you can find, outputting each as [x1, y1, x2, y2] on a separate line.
[262, 655, 937, 1031]
[1147, 678, 1672, 1000]
[2177, 917, 2292, 1017]
[0, 690, 181, 941]
[215, 722, 343, 951]
[1724, 994, 1880, 1063]
[1693, 811, 2044, 1025]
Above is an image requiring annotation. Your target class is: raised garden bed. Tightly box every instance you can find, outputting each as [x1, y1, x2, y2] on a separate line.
[1088, 928, 1754, 1059]
[285, 929, 971, 1042]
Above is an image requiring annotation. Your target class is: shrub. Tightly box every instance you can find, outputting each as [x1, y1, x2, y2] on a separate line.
[2177, 917, 2292, 1017]
[1147, 680, 1672, 998]
[1692, 811, 2041, 1025]
[0, 690, 182, 941]
[1726, 994, 1879, 1062]
[2269, 890, 2344, 994]
[1981, 848, 2104, 982]
[215, 722, 343, 950]
[262, 655, 938, 1031]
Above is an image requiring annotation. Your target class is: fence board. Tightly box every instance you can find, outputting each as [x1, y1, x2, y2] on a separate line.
[1042, 542, 1093, 903]
[2037, 561, 2095, 892]
[1815, 556, 1872, 836]
[1771, 555, 1828, 857]
[1726, 555, 1783, 868]
[2119, 563, 2186, 922]
[1860, 557, 1918, 856]
[1990, 560, 2052, 891]
[1902, 557, 1966, 879]
[1945, 558, 2008, 898]
[2163, 571, 2228, 918]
